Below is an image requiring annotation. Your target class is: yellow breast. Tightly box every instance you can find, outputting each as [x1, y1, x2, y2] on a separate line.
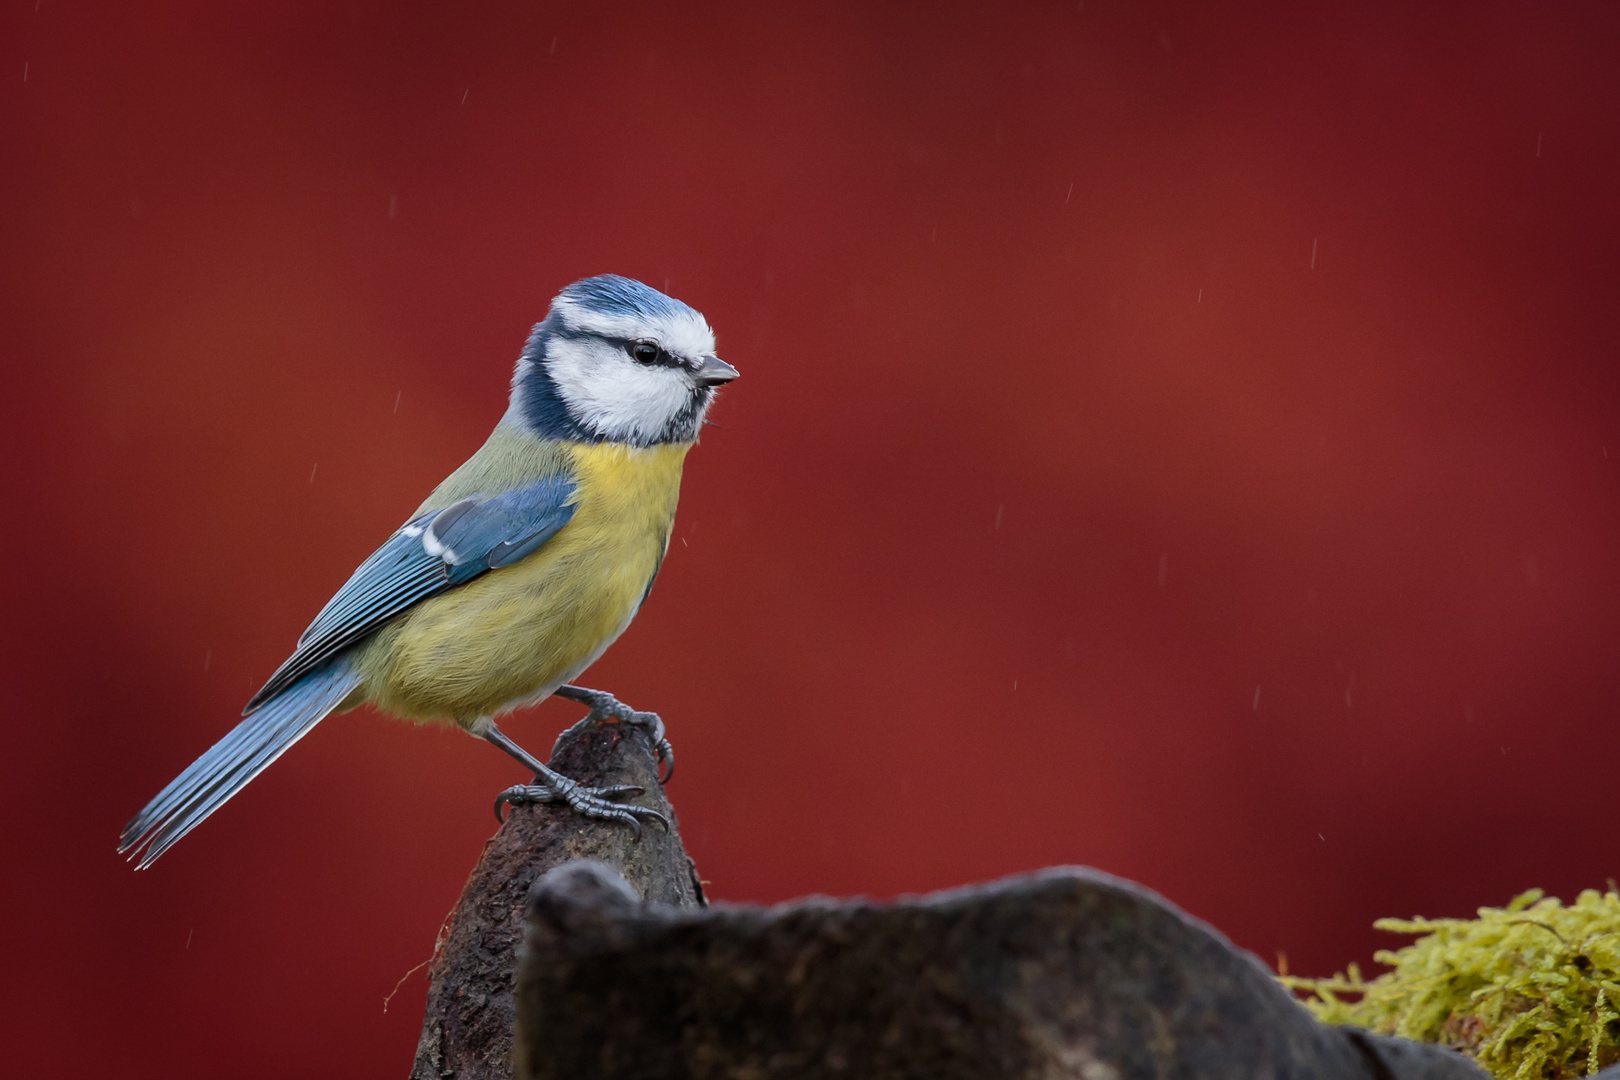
[354, 439, 691, 725]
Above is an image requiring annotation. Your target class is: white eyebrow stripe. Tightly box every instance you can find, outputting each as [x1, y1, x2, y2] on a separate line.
[552, 297, 715, 360]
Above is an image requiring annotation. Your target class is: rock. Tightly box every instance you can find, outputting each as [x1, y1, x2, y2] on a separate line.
[514, 861, 1486, 1080]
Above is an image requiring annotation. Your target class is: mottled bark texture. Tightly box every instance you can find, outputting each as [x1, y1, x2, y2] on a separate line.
[514, 862, 1487, 1080]
[411, 722, 704, 1080]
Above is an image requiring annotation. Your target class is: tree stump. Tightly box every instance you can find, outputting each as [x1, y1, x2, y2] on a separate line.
[410, 721, 704, 1080]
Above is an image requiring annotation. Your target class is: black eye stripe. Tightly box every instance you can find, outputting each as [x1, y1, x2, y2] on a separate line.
[556, 328, 690, 369]
[629, 339, 684, 368]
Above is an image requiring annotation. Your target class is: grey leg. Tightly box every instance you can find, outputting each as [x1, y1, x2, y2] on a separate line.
[483, 721, 667, 837]
[552, 685, 674, 784]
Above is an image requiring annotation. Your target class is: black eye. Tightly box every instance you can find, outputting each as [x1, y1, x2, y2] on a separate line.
[631, 342, 661, 364]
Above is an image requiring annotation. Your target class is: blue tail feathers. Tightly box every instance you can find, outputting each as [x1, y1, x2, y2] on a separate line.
[119, 659, 363, 869]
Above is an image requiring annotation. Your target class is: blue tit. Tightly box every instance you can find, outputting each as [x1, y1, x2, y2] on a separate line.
[119, 274, 740, 869]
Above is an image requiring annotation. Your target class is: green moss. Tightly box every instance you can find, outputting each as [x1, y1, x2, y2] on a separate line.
[1281, 888, 1620, 1078]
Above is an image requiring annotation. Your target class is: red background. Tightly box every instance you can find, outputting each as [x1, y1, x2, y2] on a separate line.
[3, 1, 1618, 1074]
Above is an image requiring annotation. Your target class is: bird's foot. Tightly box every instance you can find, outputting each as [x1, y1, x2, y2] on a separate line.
[493, 775, 667, 837]
[554, 685, 674, 784]
[482, 720, 668, 839]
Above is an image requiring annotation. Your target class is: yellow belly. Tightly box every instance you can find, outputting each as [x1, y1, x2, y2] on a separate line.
[352, 439, 689, 725]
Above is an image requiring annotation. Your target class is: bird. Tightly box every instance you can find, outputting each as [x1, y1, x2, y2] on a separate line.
[118, 274, 739, 869]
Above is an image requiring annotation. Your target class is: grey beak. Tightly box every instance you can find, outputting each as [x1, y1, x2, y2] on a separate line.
[692, 355, 740, 387]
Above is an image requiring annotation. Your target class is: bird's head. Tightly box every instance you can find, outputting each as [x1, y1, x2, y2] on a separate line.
[509, 275, 739, 447]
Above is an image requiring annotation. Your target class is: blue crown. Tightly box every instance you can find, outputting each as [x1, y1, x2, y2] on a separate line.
[558, 274, 697, 323]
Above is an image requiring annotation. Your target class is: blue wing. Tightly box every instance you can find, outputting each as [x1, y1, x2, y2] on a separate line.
[244, 473, 578, 713]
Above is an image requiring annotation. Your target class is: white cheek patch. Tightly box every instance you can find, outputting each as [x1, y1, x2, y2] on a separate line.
[546, 336, 695, 444]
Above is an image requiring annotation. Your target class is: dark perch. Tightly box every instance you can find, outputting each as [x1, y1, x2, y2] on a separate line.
[410, 721, 705, 1080]
[414, 727, 1491, 1080]
[514, 862, 1488, 1080]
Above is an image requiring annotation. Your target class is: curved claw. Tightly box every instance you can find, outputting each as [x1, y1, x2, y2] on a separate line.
[622, 708, 673, 785]
[636, 805, 670, 832]
[612, 804, 669, 839]
[495, 782, 558, 823]
[494, 785, 519, 823]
